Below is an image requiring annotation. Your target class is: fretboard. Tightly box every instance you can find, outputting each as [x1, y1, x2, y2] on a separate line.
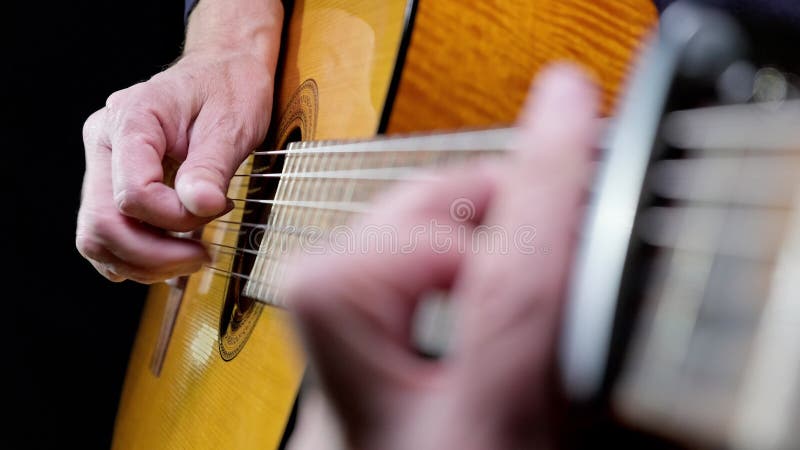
[241, 127, 515, 304]
[610, 100, 800, 449]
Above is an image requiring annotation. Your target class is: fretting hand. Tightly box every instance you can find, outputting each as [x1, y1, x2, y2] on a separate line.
[285, 65, 599, 450]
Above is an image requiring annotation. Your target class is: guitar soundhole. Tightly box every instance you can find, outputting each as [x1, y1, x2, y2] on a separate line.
[218, 128, 306, 361]
[218, 146, 286, 360]
[218, 79, 318, 361]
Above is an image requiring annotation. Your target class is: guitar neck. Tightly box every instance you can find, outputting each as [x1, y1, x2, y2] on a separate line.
[241, 127, 515, 304]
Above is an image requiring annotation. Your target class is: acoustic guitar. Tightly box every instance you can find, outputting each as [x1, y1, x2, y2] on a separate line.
[112, 1, 800, 448]
[112, 1, 655, 448]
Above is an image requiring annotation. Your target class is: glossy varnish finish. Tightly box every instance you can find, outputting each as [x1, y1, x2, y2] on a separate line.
[113, 1, 657, 448]
[386, 0, 657, 134]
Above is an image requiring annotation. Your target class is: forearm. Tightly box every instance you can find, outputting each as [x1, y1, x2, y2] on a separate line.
[184, 0, 283, 68]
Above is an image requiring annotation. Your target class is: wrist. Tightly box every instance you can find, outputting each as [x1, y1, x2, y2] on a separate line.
[183, 0, 283, 67]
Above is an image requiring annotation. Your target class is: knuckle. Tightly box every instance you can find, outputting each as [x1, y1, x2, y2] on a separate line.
[116, 108, 154, 137]
[114, 188, 146, 217]
[105, 87, 132, 110]
[105, 91, 124, 111]
[75, 232, 104, 261]
[106, 82, 149, 110]
[198, 107, 259, 154]
[82, 110, 106, 143]
[88, 214, 120, 246]
[185, 162, 229, 187]
[110, 83, 168, 134]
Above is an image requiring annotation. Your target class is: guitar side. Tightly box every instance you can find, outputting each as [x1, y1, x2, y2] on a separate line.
[113, 1, 656, 449]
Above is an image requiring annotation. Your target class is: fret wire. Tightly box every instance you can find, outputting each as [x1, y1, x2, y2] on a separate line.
[309, 146, 334, 228]
[286, 150, 320, 298]
[669, 156, 751, 399]
[265, 151, 310, 300]
[230, 167, 432, 181]
[252, 147, 508, 156]
[730, 192, 800, 442]
[342, 150, 365, 207]
[319, 154, 341, 226]
[291, 147, 336, 287]
[224, 128, 533, 303]
[624, 151, 750, 413]
[228, 137, 546, 303]
[250, 152, 295, 299]
[262, 152, 299, 293]
[263, 152, 301, 298]
[261, 151, 303, 300]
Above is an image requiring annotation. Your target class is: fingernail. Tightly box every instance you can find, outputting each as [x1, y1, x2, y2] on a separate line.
[177, 176, 226, 217]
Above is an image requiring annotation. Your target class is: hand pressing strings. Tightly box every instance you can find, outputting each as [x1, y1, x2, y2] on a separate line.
[284, 65, 600, 450]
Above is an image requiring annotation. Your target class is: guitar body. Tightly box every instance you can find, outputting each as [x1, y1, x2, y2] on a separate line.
[112, 1, 656, 448]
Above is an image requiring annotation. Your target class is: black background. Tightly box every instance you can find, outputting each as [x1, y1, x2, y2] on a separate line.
[10, 1, 184, 447]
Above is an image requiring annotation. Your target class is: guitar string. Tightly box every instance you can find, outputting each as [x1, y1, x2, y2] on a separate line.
[229, 155, 494, 183]
[231, 167, 436, 181]
[193, 192, 800, 266]
[170, 100, 800, 199]
[201, 152, 451, 274]
[196, 194, 799, 304]
[251, 146, 508, 156]
[203, 266, 287, 306]
[200, 208, 794, 308]
[182, 104, 800, 295]
[228, 198, 370, 213]
[180, 104, 800, 306]
[225, 151, 799, 187]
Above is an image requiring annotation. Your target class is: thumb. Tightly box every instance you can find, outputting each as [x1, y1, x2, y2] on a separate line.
[175, 109, 256, 217]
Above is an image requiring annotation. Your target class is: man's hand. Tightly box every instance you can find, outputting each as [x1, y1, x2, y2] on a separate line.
[285, 65, 599, 450]
[76, 0, 283, 283]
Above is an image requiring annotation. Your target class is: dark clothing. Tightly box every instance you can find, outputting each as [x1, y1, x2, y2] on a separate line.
[185, 0, 196, 23]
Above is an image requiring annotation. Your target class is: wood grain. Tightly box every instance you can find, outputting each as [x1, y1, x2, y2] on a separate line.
[386, 0, 657, 134]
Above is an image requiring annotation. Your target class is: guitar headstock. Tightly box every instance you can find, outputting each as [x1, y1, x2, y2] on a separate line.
[561, 2, 800, 448]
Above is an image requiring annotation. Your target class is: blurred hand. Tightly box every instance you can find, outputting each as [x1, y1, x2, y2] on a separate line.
[76, 0, 282, 283]
[285, 65, 599, 450]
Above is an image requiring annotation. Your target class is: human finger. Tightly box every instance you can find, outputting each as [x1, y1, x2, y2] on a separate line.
[106, 82, 212, 231]
[78, 109, 209, 281]
[449, 64, 599, 424]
